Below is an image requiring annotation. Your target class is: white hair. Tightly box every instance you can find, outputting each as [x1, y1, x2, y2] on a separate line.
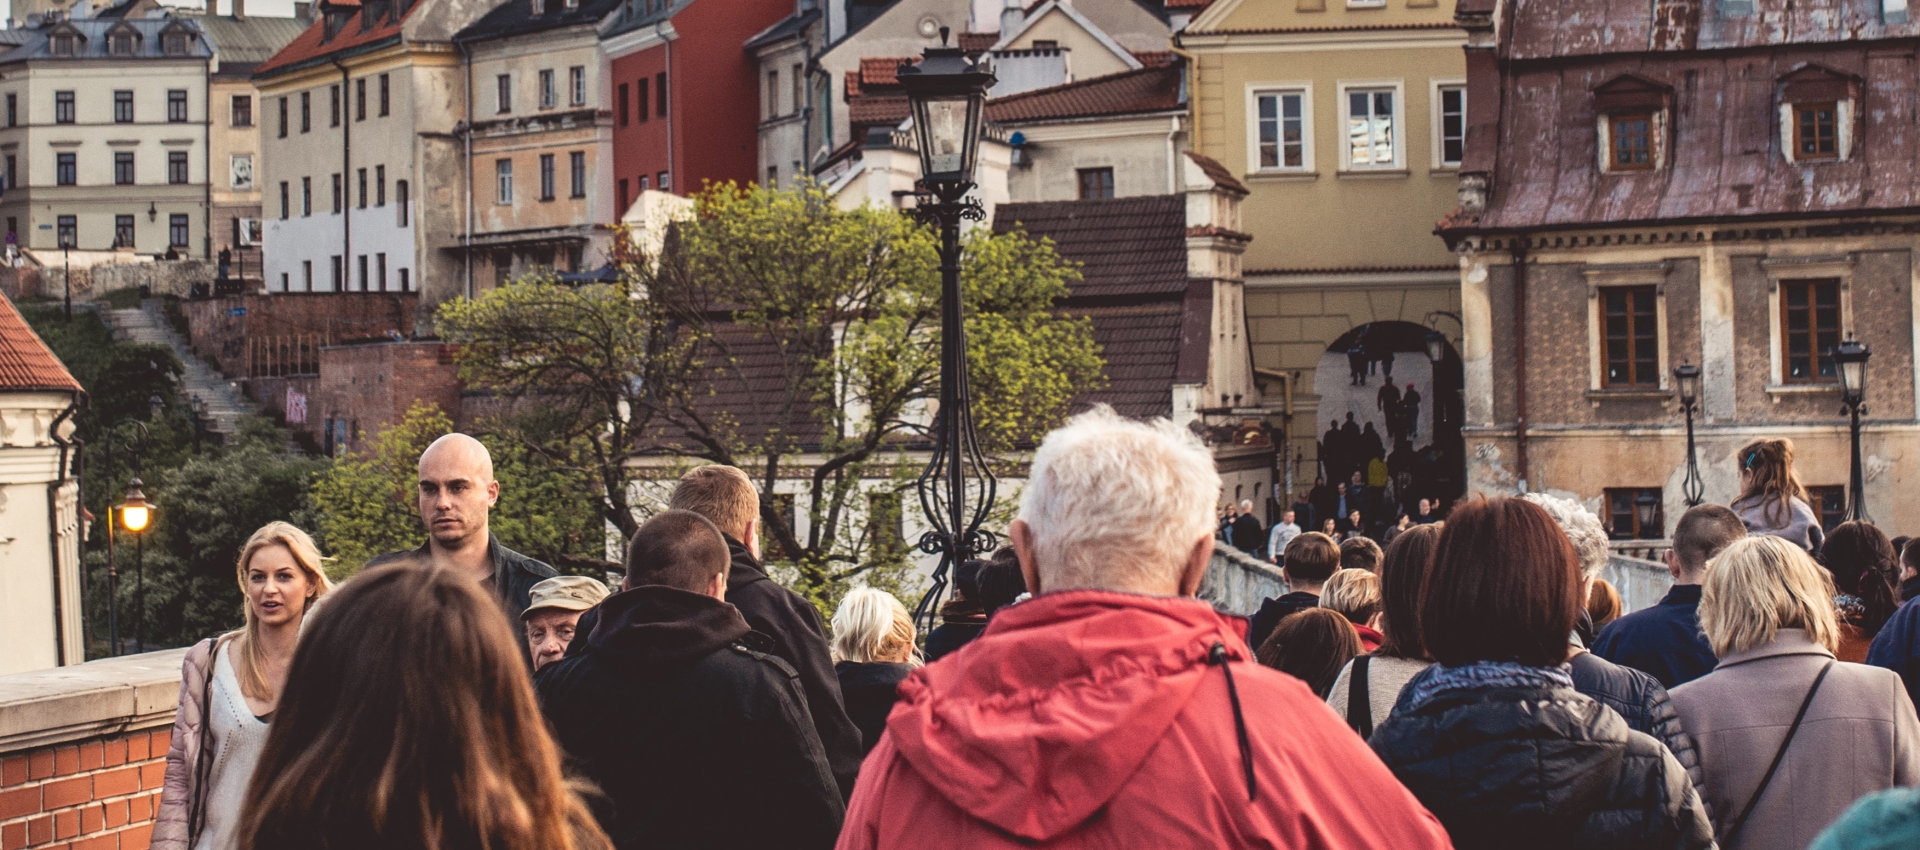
[1523, 492, 1610, 579]
[830, 587, 918, 665]
[1018, 406, 1221, 591]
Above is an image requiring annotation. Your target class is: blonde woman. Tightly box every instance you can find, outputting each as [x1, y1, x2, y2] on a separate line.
[1319, 568, 1383, 651]
[1670, 536, 1920, 850]
[831, 587, 920, 755]
[154, 522, 334, 850]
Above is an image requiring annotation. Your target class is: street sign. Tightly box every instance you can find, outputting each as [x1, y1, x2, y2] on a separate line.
[226, 307, 247, 317]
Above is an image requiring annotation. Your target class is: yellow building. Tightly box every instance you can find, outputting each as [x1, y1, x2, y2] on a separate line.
[1178, 0, 1467, 515]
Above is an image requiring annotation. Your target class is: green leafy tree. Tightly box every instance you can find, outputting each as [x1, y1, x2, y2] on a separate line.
[439, 182, 1105, 605]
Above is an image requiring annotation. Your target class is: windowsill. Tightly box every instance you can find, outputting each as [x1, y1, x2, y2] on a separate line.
[1784, 157, 1844, 166]
[1586, 388, 1670, 402]
[1767, 383, 1840, 399]
[1246, 170, 1317, 182]
[1337, 168, 1410, 179]
[1430, 165, 1461, 174]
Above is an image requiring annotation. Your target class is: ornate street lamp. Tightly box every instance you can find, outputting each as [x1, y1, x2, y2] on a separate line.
[1633, 491, 1660, 538]
[1834, 335, 1871, 522]
[101, 420, 152, 655]
[1674, 362, 1703, 507]
[117, 478, 153, 655]
[1423, 329, 1447, 366]
[899, 32, 998, 628]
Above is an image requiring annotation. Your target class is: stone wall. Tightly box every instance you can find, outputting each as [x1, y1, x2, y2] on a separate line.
[44, 261, 213, 301]
[310, 342, 464, 453]
[0, 650, 187, 850]
[1199, 543, 1288, 617]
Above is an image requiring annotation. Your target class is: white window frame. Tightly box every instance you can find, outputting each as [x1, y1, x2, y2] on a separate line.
[1596, 109, 1669, 173]
[1244, 83, 1314, 175]
[569, 66, 587, 107]
[1762, 255, 1855, 394]
[496, 158, 513, 205]
[1337, 80, 1406, 172]
[1779, 98, 1854, 164]
[1430, 78, 1466, 171]
[539, 69, 556, 110]
[1582, 263, 1672, 395]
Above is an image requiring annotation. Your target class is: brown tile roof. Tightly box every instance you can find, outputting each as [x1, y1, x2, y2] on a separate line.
[255, 4, 408, 78]
[1068, 302, 1184, 418]
[993, 195, 1191, 300]
[1164, 0, 1212, 9]
[849, 93, 910, 125]
[1131, 50, 1176, 67]
[1183, 151, 1247, 196]
[984, 63, 1183, 124]
[859, 56, 906, 88]
[1199, 22, 1455, 35]
[958, 30, 997, 52]
[1506, 0, 1920, 61]
[0, 296, 82, 393]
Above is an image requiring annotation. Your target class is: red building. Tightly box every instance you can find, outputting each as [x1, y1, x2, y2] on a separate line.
[602, 0, 791, 211]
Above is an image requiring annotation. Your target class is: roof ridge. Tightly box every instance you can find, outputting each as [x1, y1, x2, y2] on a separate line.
[989, 62, 1173, 105]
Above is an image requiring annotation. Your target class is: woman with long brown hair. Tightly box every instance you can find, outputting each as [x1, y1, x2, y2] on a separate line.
[155, 522, 334, 850]
[1326, 522, 1440, 739]
[1732, 438, 1824, 551]
[235, 563, 609, 850]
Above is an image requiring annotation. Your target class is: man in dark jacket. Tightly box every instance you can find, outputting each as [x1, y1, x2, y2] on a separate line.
[669, 464, 863, 799]
[366, 433, 556, 658]
[1247, 532, 1339, 651]
[536, 510, 844, 850]
[1229, 499, 1266, 554]
[1594, 505, 1746, 687]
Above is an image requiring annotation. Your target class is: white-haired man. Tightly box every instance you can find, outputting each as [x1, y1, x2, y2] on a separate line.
[1522, 492, 1704, 796]
[837, 407, 1450, 850]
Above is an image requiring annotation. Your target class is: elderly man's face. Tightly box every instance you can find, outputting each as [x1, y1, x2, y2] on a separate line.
[525, 608, 583, 672]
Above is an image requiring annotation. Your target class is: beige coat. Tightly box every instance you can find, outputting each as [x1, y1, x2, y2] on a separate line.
[1669, 629, 1920, 850]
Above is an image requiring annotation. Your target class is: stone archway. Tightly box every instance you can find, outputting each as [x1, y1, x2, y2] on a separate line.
[1310, 320, 1466, 520]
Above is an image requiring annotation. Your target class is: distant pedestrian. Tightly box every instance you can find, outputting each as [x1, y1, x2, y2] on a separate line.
[523, 576, 610, 673]
[1257, 608, 1362, 698]
[155, 522, 335, 850]
[1339, 536, 1382, 574]
[1595, 504, 1746, 687]
[1267, 510, 1301, 565]
[1412, 498, 1438, 525]
[975, 546, 1029, 618]
[1231, 499, 1266, 554]
[1248, 532, 1340, 651]
[1671, 535, 1920, 850]
[923, 559, 987, 662]
[537, 510, 845, 850]
[1731, 438, 1824, 551]
[1320, 517, 1339, 537]
[835, 406, 1453, 850]
[1821, 521, 1902, 661]
[668, 464, 863, 799]
[1866, 542, 1920, 711]
[1327, 523, 1439, 739]
[236, 564, 610, 850]
[1588, 578, 1623, 631]
[365, 433, 558, 659]
[832, 587, 920, 756]
[1319, 568, 1383, 652]
[1400, 385, 1421, 439]
[1369, 498, 1713, 850]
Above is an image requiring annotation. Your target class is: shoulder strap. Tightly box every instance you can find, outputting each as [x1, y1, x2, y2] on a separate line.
[1346, 655, 1374, 740]
[187, 634, 239, 846]
[1722, 659, 1835, 845]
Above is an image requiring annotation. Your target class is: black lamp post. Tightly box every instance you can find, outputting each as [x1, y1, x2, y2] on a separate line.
[899, 32, 997, 628]
[101, 419, 153, 655]
[1834, 335, 1871, 522]
[1674, 362, 1703, 507]
[1633, 491, 1660, 539]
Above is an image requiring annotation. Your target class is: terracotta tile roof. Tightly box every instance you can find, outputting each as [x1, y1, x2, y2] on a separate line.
[984, 63, 1183, 124]
[0, 296, 82, 393]
[860, 56, 905, 88]
[994, 195, 1190, 301]
[255, 3, 408, 78]
[1164, 0, 1213, 9]
[958, 30, 997, 52]
[849, 93, 910, 125]
[1130, 50, 1175, 67]
[1183, 151, 1247, 196]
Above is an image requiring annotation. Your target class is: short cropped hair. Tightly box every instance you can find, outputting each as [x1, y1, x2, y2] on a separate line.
[624, 510, 731, 593]
[1339, 536, 1383, 573]
[1282, 532, 1340, 585]
[1320, 569, 1381, 625]
[1423, 498, 1581, 667]
[1671, 504, 1746, 579]
[669, 465, 759, 541]
[1017, 406, 1220, 591]
[1522, 492, 1611, 579]
[1699, 535, 1840, 657]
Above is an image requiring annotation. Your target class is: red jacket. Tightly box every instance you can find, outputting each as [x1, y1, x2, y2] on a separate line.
[837, 590, 1453, 850]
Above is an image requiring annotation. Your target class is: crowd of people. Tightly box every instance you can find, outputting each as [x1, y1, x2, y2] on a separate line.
[145, 422, 1920, 850]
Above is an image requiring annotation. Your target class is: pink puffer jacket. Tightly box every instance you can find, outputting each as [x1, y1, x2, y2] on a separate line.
[152, 636, 229, 850]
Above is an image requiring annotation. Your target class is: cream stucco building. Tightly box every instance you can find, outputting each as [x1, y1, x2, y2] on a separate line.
[0, 295, 84, 676]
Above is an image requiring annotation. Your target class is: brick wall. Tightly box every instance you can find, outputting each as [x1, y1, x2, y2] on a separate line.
[312, 341, 463, 453]
[180, 293, 418, 378]
[0, 727, 169, 850]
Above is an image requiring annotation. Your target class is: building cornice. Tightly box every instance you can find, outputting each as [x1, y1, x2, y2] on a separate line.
[601, 20, 677, 60]
[1178, 22, 1462, 53]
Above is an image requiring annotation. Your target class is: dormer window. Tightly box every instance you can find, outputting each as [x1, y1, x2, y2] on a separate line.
[1593, 74, 1671, 174]
[1778, 65, 1857, 164]
[161, 26, 191, 56]
[109, 31, 136, 56]
[51, 35, 75, 56]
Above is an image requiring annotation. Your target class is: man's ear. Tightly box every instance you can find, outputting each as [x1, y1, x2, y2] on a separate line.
[707, 567, 728, 601]
[1664, 549, 1682, 581]
[742, 516, 761, 560]
[486, 479, 501, 508]
[1011, 519, 1041, 596]
[1178, 534, 1213, 597]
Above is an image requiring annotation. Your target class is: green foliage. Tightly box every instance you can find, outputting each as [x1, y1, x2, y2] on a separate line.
[440, 182, 1105, 611]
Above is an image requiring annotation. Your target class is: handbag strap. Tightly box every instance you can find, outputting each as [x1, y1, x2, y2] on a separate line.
[1346, 655, 1374, 740]
[1722, 659, 1835, 845]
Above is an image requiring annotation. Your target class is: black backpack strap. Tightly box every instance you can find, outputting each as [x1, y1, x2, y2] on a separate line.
[1722, 659, 1834, 845]
[1346, 655, 1373, 740]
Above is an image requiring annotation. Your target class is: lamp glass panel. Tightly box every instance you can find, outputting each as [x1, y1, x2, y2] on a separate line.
[1840, 358, 1865, 396]
[920, 96, 971, 175]
[121, 505, 150, 532]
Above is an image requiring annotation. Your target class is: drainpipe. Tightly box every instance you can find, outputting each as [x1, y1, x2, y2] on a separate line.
[663, 29, 673, 191]
[1167, 39, 1199, 152]
[332, 57, 351, 292]
[1165, 113, 1180, 193]
[203, 52, 213, 260]
[1511, 234, 1530, 494]
[46, 395, 80, 665]
[460, 40, 474, 300]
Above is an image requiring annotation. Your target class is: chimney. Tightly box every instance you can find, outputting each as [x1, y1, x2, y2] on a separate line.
[999, 0, 1021, 36]
[207, 0, 219, 16]
[233, 0, 245, 18]
[294, 0, 311, 20]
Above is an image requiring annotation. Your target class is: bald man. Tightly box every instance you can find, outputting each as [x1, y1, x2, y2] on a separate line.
[366, 433, 558, 657]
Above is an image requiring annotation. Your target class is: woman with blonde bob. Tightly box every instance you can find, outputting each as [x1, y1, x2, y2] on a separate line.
[1670, 536, 1920, 850]
[154, 522, 334, 850]
[832, 587, 921, 755]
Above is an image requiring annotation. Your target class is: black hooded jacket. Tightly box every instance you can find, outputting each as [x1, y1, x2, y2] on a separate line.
[1370, 681, 1714, 850]
[534, 585, 844, 850]
[718, 535, 863, 798]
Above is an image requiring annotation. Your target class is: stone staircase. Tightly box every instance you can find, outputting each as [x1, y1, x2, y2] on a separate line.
[102, 302, 253, 437]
